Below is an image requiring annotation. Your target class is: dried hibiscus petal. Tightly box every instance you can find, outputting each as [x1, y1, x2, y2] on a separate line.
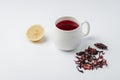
[94, 43, 108, 50]
[76, 66, 84, 73]
[76, 52, 85, 56]
[90, 48, 98, 55]
[83, 64, 91, 70]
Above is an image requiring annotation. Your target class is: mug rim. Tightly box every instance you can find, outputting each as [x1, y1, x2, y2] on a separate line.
[55, 16, 80, 32]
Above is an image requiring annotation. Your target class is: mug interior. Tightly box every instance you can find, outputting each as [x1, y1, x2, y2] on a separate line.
[55, 16, 80, 31]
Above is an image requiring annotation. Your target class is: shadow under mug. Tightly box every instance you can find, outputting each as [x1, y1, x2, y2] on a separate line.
[52, 16, 90, 51]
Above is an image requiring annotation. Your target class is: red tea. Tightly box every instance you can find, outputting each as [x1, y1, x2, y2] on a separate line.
[56, 20, 79, 30]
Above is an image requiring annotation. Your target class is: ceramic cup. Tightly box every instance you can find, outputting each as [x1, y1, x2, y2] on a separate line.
[52, 16, 90, 51]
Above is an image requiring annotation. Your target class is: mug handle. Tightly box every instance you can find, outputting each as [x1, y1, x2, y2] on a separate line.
[81, 21, 90, 37]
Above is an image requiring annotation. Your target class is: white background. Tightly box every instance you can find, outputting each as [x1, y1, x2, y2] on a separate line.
[0, 0, 120, 80]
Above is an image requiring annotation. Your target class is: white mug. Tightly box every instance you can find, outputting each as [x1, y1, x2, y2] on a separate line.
[52, 16, 90, 51]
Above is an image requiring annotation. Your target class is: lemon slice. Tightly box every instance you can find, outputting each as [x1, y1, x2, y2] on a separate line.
[26, 25, 45, 42]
